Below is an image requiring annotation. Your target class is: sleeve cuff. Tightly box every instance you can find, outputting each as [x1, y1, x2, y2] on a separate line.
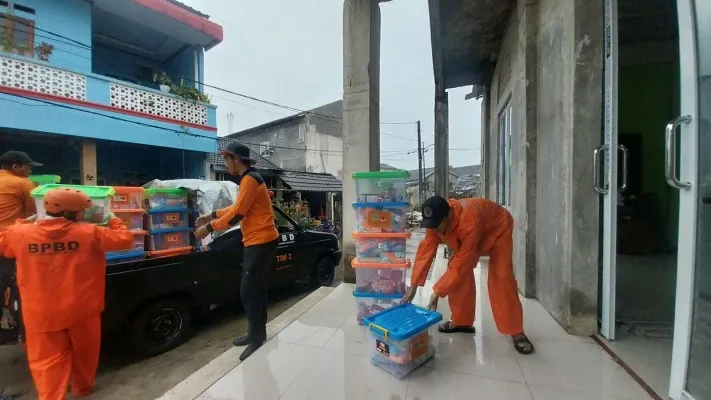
[206, 222, 215, 233]
[211, 211, 218, 219]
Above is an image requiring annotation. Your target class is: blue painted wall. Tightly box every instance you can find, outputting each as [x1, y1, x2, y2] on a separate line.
[0, 0, 93, 72]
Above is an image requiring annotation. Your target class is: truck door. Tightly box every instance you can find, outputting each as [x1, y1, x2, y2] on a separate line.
[273, 207, 306, 285]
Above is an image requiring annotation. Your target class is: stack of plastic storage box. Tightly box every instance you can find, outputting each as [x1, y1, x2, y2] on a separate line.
[31, 184, 114, 225]
[107, 187, 147, 265]
[351, 171, 411, 324]
[145, 188, 192, 258]
[364, 303, 442, 379]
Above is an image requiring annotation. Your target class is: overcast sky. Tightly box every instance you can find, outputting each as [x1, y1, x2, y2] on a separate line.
[181, 0, 481, 170]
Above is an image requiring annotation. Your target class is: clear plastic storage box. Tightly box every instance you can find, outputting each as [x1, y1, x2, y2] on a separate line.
[106, 250, 146, 265]
[353, 232, 410, 264]
[364, 304, 442, 379]
[145, 188, 188, 210]
[352, 171, 408, 203]
[113, 210, 145, 230]
[353, 202, 408, 233]
[31, 184, 114, 224]
[353, 290, 402, 325]
[147, 207, 189, 229]
[148, 227, 191, 251]
[352, 259, 409, 295]
[127, 230, 147, 252]
[111, 186, 145, 210]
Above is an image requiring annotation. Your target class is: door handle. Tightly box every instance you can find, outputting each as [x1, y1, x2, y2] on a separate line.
[665, 115, 692, 190]
[593, 145, 608, 194]
[619, 145, 628, 192]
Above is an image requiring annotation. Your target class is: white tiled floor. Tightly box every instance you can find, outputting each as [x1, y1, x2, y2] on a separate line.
[194, 249, 653, 400]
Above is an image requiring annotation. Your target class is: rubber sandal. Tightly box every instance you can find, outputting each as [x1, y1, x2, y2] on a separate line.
[438, 321, 476, 334]
[512, 333, 535, 354]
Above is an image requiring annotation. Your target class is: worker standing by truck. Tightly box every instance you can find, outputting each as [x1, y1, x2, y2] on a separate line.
[0, 188, 134, 400]
[0, 151, 41, 343]
[194, 142, 279, 361]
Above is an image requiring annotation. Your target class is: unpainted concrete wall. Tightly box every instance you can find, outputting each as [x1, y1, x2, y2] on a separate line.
[482, 0, 602, 335]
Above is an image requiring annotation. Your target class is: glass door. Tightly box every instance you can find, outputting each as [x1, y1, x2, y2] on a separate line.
[598, 0, 620, 340]
[669, 0, 711, 398]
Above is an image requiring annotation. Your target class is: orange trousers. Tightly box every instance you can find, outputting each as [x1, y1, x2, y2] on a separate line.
[24, 315, 101, 400]
[447, 223, 524, 335]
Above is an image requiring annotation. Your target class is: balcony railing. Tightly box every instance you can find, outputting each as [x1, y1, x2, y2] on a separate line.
[0, 54, 216, 130]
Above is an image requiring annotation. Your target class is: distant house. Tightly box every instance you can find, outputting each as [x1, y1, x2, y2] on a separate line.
[406, 165, 481, 206]
[225, 101, 343, 179]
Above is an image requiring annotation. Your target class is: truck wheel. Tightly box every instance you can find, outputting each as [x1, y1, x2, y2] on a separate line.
[128, 299, 193, 357]
[311, 256, 335, 287]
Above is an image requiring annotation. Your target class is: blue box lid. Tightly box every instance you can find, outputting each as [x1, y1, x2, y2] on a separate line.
[352, 289, 404, 299]
[149, 227, 192, 235]
[106, 250, 145, 261]
[352, 201, 409, 208]
[363, 303, 442, 341]
[147, 207, 189, 214]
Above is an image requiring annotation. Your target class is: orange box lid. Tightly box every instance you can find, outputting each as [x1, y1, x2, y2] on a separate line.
[148, 246, 192, 257]
[112, 208, 146, 214]
[351, 231, 411, 239]
[351, 258, 411, 269]
[112, 186, 145, 194]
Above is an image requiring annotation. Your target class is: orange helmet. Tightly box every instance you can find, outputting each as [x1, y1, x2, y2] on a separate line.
[44, 188, 92, 214]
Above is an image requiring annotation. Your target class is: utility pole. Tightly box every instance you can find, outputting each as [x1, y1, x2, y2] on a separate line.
[417, 121, 423, 206]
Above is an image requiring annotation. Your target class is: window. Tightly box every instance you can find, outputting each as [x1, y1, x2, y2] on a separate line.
[278, 128, 285, 140]
[297, 124, 306, 143]
[259, 141, 272, 156]
[273, 207, 296, 232]
[497, 103, 512, 207]
[0, 13, 35, 57]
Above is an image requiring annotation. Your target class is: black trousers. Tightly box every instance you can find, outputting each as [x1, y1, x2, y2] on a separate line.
[241, 239, 278, 342]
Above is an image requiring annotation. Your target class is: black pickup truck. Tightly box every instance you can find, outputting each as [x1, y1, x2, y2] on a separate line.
[0, 205, 341, 357]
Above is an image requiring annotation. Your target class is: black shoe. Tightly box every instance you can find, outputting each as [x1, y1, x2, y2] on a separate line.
[232, 335, 251, 347]
[239, 341, 264, 361]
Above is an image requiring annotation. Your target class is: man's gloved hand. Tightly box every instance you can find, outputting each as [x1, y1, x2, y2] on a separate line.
[196, 213, 214, 228]
[400, 286, 417, 304]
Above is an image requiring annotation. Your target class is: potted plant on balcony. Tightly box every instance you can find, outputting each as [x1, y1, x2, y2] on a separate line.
[153, 72, 173, 93]
[35, 42, 54, 61]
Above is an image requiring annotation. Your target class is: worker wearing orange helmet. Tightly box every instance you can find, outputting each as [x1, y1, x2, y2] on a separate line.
[0, 188, 134, 400]
[401, 195, 535, 355]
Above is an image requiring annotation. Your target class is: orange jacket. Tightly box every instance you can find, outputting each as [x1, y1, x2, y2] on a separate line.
[0, 170, 37, 230]
[0, 217, 134, 332]
[208, 168, 278, 247]
[411, 198, 512, 297]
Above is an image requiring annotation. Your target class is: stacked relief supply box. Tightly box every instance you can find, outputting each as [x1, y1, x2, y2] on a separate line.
[31, 184, 114, 225]
[351, 171, 411, 324]
[107, 187, 147, 265]
[145, 188, 192, 258]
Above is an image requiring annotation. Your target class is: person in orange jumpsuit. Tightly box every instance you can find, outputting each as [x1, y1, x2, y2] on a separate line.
[0, 188, 134, 399]
[401, 195, 535, 354]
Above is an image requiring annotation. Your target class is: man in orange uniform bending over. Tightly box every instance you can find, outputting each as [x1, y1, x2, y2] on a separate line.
[0, 188, 134, 400]
[402, 195, 535, 355]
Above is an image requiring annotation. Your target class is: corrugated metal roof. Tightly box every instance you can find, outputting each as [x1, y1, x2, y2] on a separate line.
[278, 170, 342, 192]
[209, 138, 281, 171]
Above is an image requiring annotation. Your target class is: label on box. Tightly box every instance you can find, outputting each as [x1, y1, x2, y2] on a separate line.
[166, 234, 181, 244]
[114, 195, 127, 202]
[163, 213, 180, 224]
[376, 339, 390, 357]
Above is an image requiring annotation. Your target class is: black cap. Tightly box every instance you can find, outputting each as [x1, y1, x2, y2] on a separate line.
[0, 151, 42, 167]
[421, 195, 450, 229]
[220, 142, 255, 165]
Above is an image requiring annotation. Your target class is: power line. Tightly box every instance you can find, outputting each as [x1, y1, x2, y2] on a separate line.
[1, 15, 416, 127]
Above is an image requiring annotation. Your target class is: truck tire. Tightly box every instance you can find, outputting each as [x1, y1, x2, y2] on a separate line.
[128, 299, 193, 357]
[311, 256, 335, 287]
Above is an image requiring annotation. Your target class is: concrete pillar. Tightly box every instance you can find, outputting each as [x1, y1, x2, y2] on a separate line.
[80, 139, 97, 186]
[480, 89, 491, 198]
[434, 87, 449, 198]
[342, 0, 381, 284]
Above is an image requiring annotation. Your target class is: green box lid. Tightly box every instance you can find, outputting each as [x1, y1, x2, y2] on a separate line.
[145, 188, 188, 195]
[29, 175, 61, 185]
[352, 170, 409, 180]
[31, 184, 115, 199]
